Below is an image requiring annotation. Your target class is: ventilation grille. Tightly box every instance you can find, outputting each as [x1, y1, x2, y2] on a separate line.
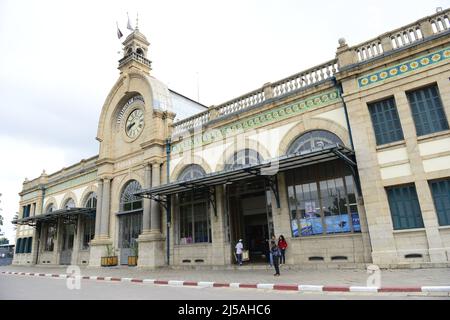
[405, 254, 423, 259]
[308, 256, 324, 261]
[331, 256, 348, 261]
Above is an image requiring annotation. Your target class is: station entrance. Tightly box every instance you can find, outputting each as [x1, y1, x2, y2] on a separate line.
[227, 178, 274, 263]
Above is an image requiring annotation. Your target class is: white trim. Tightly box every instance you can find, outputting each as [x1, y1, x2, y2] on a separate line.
[298, 285, 323, 292]
[256, 283, 274, 290]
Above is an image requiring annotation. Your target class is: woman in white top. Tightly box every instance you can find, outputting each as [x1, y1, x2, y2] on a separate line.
[235, 239, 243, 266]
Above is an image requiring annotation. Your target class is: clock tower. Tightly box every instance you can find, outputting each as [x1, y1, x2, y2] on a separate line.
[118, 24, 152, 75]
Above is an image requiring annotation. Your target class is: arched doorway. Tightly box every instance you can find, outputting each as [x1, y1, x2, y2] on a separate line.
[118, 180, 143, 265]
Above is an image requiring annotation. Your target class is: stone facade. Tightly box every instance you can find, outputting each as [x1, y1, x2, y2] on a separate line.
[13, 9, 450, 269]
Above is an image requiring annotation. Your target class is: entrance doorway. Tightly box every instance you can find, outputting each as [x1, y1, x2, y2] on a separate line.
[118, 212, 142, 265]
[60, 223, 75, 265]
[227, 178, 274, 263]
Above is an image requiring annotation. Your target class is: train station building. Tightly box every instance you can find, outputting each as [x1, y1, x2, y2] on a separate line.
[12, 10, 450, 269]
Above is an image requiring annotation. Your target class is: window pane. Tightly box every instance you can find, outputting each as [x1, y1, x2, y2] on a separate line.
[430, 179, 450, 226]
[387, 184, 424, 230]
[368, 97, 404, 145]
[407, 85, 449, 136]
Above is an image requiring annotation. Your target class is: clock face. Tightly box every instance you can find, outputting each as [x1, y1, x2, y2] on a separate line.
[125, 109, 144, 138]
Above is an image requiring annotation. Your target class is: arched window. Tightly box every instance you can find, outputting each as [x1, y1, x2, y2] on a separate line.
[287, 130, 343, 155]
[84, 192, 97, 208]
[136, 48, 144, 55]
[224, 149, 263, 171]
[45, 203, 55, 213]
[63, 198, 76, 210]
[178, 164, 206, 181]
[120, 180, 142, 212]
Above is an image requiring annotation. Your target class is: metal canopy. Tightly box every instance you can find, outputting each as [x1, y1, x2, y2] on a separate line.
[12, 207, 96, 227]
[135, 144, 356, 205]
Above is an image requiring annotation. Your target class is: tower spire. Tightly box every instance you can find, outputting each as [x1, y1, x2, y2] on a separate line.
[135, 12, 139, 31]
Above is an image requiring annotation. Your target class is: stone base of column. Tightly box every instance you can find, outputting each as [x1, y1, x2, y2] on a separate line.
[371, 250, 398, 266]
[88, 238, 113, 267]
[428, 248, 448, 263]
[137, 231, 166, 269]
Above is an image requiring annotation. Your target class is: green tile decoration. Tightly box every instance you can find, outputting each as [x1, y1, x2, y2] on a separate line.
[358, 47, 450, 88]
[171, 89, 340, 154]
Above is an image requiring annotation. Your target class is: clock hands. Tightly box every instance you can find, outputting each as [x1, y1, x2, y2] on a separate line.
[127, 121, 136, 131]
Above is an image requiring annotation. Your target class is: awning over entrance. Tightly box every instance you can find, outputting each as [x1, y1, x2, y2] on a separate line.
[135, 144, 357, 208]
[12, 208, 95, 227]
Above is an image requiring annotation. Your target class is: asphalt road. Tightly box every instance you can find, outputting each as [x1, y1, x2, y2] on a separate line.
[0, 274, 448, 300]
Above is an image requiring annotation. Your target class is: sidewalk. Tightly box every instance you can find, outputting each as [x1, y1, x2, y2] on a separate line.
[1, 264, 450, 288]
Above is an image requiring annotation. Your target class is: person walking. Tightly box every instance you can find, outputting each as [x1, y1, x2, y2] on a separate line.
[278, 235, 288, 265]
[270, 240, 281, 276]
[235, 239, 244, 266]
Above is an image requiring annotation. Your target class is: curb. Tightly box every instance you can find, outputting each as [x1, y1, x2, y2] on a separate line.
[2, 271, 450, 294]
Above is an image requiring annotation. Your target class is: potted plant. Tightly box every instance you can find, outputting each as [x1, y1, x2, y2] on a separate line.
[101, 244, 118, 267]
[128, 239, 138, 266]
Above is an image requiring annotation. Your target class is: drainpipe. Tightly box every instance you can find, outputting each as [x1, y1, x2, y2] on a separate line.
[332, 77, 354, 150]
[165, 138, 171, 266]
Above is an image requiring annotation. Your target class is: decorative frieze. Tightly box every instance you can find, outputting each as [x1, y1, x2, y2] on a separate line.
[358, 47, 450, 88]
[171, 89, 340, 154]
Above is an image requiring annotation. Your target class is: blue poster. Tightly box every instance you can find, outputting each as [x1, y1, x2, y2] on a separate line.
[325, 214, 350, 234]
[352, 212, 361, 232]
[300, 217, 323, 236]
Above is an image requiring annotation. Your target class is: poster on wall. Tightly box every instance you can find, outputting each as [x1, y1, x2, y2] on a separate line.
[300, 219, 312, 236]
[304, 201, 316, 218]
[300, 217, 323, 236]
[351, 212, 361, 232]
[325, 214, 350, 233]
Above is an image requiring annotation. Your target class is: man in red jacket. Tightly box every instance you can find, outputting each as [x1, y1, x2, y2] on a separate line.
[277, 235, 288, 265]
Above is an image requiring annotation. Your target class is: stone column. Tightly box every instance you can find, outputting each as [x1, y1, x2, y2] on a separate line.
[71, 215, 83, 265]
[211, 185, 230, 265]
[150, 162, 161, 232]
[100, 177, 111, 238]
[53, 217, 63, 264]
[89, 177, 112, 267]
[142, 163, 152, 232]
[137, 161, 165, 268]
[94, 179, 103, 239]
[31, 222, 41, 265]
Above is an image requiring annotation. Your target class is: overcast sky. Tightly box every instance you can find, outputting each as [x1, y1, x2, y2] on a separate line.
[0, 0, 447, 243]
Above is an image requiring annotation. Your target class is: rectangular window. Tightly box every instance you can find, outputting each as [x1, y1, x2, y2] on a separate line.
[407, 84, 449, 136]
[368, 97, 404, 145]
[430, 178, 450, 226]
[26, 237, 32, 253]
[386, 184, 424, 230]
[15, 239, 22, 254]
[286, 160, 361, 237]
[178, 190, 210, 244]
[22, 205, 31, 218]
